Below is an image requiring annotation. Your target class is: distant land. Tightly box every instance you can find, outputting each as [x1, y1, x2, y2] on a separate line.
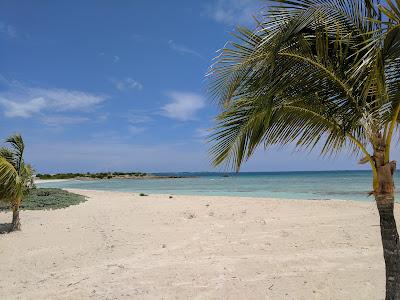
[35, 172, 190, 180]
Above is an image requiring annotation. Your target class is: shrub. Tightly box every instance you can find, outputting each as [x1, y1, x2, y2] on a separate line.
[0, 188, 86, 211]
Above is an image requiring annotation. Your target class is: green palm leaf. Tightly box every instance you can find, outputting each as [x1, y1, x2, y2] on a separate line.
[0, 156, 22, 203]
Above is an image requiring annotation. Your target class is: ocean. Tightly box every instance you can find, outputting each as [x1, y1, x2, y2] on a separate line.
[36, 170, 400, 201]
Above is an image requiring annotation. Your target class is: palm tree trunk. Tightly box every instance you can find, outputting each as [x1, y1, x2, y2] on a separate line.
[375, 193, 400, 300]
[374, 135, 400, 299]
[10, 203, 21, 231]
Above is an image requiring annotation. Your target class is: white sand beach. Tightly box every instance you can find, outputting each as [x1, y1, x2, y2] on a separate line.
[0, 189, 397, 299]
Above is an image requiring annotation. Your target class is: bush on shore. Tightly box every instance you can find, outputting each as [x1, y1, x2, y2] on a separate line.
[0, 188, 86, 211]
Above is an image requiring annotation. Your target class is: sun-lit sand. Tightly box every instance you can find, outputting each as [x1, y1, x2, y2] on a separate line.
[0, 189, 397, 299]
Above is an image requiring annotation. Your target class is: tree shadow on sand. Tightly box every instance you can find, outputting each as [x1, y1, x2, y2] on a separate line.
[0, 223, 12, 234]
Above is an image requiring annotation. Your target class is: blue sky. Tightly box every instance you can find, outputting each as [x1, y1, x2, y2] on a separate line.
[0, 0, 393, 173]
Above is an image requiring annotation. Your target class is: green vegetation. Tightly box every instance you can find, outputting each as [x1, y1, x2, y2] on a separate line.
[139, 193, 148, 196]
[208, 0, 400, 297]
[36, 172, 148, 180]
[0, 188, 85, 211]
[0, 134, 34, 231]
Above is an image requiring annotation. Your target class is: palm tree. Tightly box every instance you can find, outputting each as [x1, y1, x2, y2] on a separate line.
[208, 0, 400, 298]
[0, 134, 31, 231]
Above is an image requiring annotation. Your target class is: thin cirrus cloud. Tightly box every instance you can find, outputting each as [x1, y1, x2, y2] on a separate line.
[168, 40, 204, 59]
[194, 128, 211, 144]
[112, 78, 143, 91]
[0, 21, 17, 38]
[204, 0, 262, 25]
[196, 128, 210, 138]
[125, 111, 152, 124]
[162, 91, 205, 121]
[128, 125, 146, 135]
[123, 111, 153, 135]
[41, 115, 90, 126]
[0, 79, 107, 118]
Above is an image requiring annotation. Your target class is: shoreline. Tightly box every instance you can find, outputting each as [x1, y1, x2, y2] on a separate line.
[34, 178, 73, 184]
[65, 188, 365, 204]
[1, 189, 396, 299]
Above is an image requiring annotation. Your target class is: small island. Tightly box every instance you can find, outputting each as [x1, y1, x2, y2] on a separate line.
[35, 172, 191, 180]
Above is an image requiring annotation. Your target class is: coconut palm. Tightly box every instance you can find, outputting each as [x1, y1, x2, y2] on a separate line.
[208, 0, 400, 298]
[0, 134, 31, 231]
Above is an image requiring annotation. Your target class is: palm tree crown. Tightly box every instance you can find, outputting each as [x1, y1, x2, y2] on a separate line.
[208, 0, 400, 186]
[0, 134, 27, 204]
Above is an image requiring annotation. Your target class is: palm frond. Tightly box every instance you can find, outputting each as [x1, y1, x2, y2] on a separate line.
[379, 0, 400, 24]
[5, 133, 25, 175]
[0, 147, 15, 165]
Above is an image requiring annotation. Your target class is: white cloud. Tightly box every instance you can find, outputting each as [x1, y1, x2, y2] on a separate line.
[32, 87, 106, 111]
[0, 79, 107, 118]
[0, 21, 17, 38]
[162, 91, 205, 121]
[113, 78, 143, 91]
[205, 0, 262, 25]
[1, 97, 46, 117]
[113, 55, 120, 63]
[168, 40, 203, 59]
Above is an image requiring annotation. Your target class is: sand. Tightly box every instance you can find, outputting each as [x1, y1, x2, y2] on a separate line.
[0, 189, 398, 300]
[34, 179, 73, 184]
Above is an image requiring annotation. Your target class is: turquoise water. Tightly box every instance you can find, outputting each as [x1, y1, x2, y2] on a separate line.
[37, 171, 400, 201]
